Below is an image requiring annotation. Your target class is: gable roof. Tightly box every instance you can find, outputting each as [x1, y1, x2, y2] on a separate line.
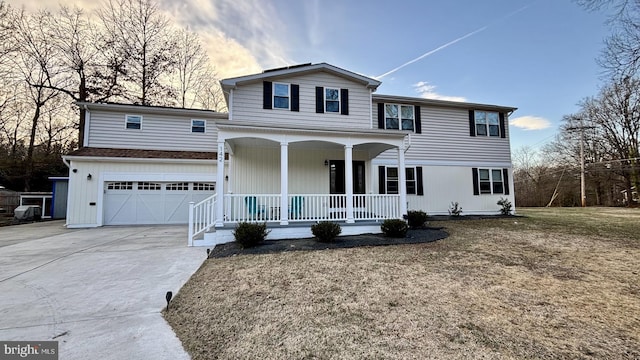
[220, 63, 381, 91]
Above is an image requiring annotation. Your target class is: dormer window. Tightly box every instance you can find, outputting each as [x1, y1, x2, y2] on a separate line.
[273, 82, 290, 109]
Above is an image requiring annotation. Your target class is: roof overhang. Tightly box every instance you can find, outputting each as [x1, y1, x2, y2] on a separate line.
[373, 94, 517, 114]
[76, 102, 229, 120]
[220, 63, 382, 93]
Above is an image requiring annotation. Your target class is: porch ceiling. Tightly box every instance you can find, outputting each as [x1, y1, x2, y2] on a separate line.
[226, 138, 396, 157]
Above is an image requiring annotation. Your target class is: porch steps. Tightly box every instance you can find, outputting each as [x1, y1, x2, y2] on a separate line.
[192, 221, 384, 247]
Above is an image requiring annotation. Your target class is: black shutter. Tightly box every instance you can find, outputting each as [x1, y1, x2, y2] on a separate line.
[340, 88, 349, 115]
[415, 105, 422, 134]
[291, 84, 299, 112]
[263, 81, 272, 109]
[315, 87, 324, 113]
[378, 166, 386, 194]
[472, 168, 479, 195]
[469, 110, 475, 136]
[416, 167, 424, 196]
[377, 103, 384, 129]
[499, 112, 506, 138]
[503, 168, 510, 195]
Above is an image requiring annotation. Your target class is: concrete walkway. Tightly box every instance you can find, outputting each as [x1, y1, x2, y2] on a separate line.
[0, 221, 205, 359]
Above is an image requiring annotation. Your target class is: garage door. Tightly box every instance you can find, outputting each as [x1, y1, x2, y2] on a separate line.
[104, 181, 215, 225]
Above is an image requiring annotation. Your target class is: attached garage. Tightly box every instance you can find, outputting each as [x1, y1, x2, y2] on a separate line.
[103, 181, 215, 225]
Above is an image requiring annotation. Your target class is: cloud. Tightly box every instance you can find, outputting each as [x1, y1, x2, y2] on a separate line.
[413, 81, 466, 102]
[509, 116, 552, 130]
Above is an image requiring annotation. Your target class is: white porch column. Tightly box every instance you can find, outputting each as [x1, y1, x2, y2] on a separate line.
[398, 145, 408, 217]
[215, 140, 225, 227]
[280, 142, 289, 225]
[345, 145, 355, 223]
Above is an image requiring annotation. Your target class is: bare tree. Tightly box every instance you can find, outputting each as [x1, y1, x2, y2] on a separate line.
[97, 0, 178, 105]
[576, 0, 640, 78]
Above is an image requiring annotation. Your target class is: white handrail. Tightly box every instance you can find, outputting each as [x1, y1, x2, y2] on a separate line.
[188, 193, 217, 245]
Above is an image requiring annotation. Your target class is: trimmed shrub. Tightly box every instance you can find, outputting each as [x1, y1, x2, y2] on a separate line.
[497, 197, 513, 215]
[233, 222, 269, 248]
[448, 201, 463, 217]
[406, 210, 428, 229]
[381, 219, 408, 238]
[311, 221, 342, 242]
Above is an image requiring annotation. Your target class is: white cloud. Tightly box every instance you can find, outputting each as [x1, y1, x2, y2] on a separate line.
[413, 81, 466, 102]
[509, 116, 552, 131]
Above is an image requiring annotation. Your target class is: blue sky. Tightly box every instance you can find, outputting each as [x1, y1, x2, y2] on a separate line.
[19, 0, 611, 153]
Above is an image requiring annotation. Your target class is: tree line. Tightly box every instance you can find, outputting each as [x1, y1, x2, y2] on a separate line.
[0, 0, 225, 192]
[514, 0, 639, 207]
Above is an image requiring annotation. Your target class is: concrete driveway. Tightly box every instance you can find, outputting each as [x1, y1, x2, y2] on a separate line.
[0, 221, 205, 359]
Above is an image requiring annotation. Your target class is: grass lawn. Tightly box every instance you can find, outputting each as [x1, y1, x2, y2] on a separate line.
[164, 207, 640, 359]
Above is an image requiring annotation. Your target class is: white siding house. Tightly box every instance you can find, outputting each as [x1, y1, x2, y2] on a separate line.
[63, 63, 517, 246]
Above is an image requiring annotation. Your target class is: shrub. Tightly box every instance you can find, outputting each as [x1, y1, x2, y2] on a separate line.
[406, 210, 428, 229]
[311, 221, 342, 242]
[448, 201, 463, 216]
[497, 197, 513, 215]
[381, 219, 408, 238]
[233, 222, 269, 248]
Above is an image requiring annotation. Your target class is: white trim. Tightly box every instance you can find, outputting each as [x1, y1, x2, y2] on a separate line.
[83, 106, 90, 147]
[76, 102, 228, 120]
[228, 89, 234, 120]
[63, 155, 217, 165]
[372, 159, 513, 168]
[66, 223, 100, 229]
[125, 114, 142, 130]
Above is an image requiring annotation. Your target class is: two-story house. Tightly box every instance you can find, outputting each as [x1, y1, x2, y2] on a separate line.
[63, 63, 516, 246]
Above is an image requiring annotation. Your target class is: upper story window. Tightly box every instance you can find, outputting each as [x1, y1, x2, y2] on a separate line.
[191, 119, 206, 133]
[470, 110, 504, 138]
[384, 104, 414, 131]
[125, 115, 142, 130]
[473, 168, 510, 195]
[325, 88, 340, 113]
[273, 82, 290, 109]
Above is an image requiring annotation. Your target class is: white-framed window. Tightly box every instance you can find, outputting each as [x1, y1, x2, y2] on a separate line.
[191, 119, 205, 133]
[478, 169, 504, 194]
[106, 182, 133, 190]
[474, 111, 500, 137]
[385, 104, 414, 131]
[325, 87, 340, 113]
[385, 167, 417, 195]
[193, 182, 215, 191]
[137, 182, 161, 190]
[166, 183, 189, 191]
[273, 82, 290, 109]
[125, 115, 142, 130]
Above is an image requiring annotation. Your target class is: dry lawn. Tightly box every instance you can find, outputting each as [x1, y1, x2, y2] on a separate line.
[165, 207, 640, 359]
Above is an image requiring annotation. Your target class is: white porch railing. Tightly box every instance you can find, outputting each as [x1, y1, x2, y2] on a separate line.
[188, 194, 216, 245]
[188, 193, 403, 244]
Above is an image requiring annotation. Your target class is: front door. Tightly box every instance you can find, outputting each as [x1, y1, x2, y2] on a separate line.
[329, 160, 365, 208]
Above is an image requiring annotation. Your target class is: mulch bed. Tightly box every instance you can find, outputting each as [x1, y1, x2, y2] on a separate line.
[208, 227, 449, 258]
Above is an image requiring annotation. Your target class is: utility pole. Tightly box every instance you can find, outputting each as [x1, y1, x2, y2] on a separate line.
[567, 117, 595, 207]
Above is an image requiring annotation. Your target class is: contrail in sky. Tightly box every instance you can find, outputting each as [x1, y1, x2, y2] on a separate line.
[375, 1, 538, 79]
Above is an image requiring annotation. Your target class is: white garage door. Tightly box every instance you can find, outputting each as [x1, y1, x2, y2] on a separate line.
[104, 181, 215, 225]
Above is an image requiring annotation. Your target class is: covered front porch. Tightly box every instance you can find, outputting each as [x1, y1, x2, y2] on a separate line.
[188, 123, 409, 246]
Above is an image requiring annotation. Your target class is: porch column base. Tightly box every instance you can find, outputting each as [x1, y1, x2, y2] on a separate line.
[214, 221, 224, 228]
[346, 219, 355, 224]
[279, 220, 289, 226]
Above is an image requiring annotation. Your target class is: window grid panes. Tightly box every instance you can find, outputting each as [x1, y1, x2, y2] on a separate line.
[106, 182, 133, 190]
[325, 88, 340, 113]
[273, 83, 290, 109]
[191, 120, 205, 133]
[386, 167, 399, 194]
[479, 169, 491, 194]
[137, 182, 161, 190]
[166, 183, 189, 191]
[478, 169, 505, 195]
[385, 104, 399, 130]
[386, 167, 416, 194]
[492, 169, 504, 194]
[126, 115, 141, 130]
[193, 183, 215, 191]
[406, 168, 416, 195]
[474, 111, 500, 137]
[401, 105, 415, 131]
